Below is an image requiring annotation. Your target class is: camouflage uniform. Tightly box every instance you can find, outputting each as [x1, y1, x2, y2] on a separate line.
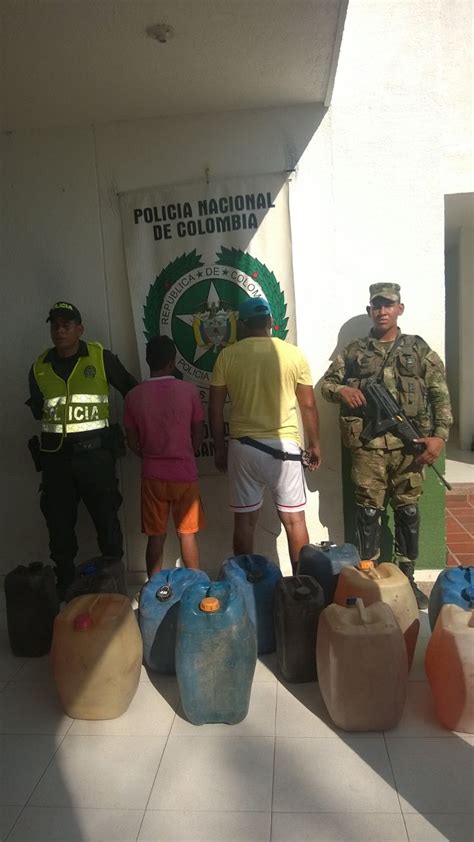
[321, 284, 452, 570]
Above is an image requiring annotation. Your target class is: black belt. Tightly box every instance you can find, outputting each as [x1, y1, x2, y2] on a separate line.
[238, 437, 303, 462]
[40, 434, 104, 458]
[67, 435, 104, 455]
[71, 436, 103, 453]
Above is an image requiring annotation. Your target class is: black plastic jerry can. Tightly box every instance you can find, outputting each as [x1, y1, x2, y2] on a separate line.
[64, 556, 128, 603]
[4, 562, 59, 657]
[274, 575, 325, 683]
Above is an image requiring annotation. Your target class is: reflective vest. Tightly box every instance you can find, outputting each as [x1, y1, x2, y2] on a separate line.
[33, 341, 109, 438]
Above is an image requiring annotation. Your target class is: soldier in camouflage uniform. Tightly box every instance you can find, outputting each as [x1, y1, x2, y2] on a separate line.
[321, 283, 452, 607]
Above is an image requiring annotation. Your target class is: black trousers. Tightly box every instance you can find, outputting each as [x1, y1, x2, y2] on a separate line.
[40, 448, 123, 586]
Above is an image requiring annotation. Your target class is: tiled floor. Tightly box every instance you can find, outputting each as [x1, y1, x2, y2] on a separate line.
[445, 485, 474, 567]
[0, 587, 473, 842]
[445, 444, 474, 486]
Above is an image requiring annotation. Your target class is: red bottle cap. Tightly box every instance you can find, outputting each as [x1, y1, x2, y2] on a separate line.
[74, 612, 93, 631]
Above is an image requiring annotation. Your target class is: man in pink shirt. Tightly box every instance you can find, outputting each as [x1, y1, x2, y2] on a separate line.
[123, 336, 206, 577]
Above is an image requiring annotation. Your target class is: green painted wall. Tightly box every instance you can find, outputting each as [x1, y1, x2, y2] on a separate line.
[341, 449, 446, 569]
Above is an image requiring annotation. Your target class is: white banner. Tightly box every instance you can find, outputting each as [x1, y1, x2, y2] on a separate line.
[119, 173, 295, 474]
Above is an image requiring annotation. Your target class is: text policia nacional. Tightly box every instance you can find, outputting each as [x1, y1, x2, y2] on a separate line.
[133, 192, 276, 241]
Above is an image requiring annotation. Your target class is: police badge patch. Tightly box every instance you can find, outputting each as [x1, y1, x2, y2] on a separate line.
[84, 366, 96, 378]
[143, 247, 288, 390]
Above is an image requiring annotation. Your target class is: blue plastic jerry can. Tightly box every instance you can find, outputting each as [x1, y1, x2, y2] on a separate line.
[297, 541, 360, 605]
[176, 580, 257, 725]
[428, 567, 474, 631]
[138, 568, 209, 673]
[219, 554, 282, 654]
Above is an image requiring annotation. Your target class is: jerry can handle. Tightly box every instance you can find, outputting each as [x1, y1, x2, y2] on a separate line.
[73, 593, 101, 631]
[346, 596, 368, 623]
[28, 562, 44, 574]
[294, 576, 311, 599]
[319, 541, 336, 550]
[461, 586, 474, 606]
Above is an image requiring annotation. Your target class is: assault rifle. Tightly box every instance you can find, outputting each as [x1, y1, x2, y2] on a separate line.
[360, 380, 452, 491]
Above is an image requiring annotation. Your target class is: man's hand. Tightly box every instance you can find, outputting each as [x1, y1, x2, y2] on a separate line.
[413, 436, 445, 465]
[339, 386, 367, 409]
[214, 444, 228, 473]
[125, 427, 142, 458]
[304, 444, 321, 471]
[209, 385, 228, 473]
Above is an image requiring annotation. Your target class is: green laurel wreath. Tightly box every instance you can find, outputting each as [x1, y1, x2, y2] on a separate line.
[143, 250, 204, 340]
[215, 247, 289, 339]
[143, 246, 289, 341]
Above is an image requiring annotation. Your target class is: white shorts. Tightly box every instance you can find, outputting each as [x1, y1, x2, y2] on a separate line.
[228, 438, 307, 514]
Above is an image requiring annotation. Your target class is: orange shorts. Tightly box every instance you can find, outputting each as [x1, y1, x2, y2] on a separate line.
[141, 478, 205, 536]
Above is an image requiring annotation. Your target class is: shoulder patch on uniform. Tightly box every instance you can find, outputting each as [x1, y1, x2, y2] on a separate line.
[424, 349, 444, 367]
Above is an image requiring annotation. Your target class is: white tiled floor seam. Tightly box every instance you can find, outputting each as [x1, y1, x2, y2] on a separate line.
[268, 659, 279, 840]
[4, 729, 71, 841]
[383, 732, 410, 842]
[134, 699, 179, 840]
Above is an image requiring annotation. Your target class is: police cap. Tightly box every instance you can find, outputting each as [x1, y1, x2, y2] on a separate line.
[46, 302, 82, 323]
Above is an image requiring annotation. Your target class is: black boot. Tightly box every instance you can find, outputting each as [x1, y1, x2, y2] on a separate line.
[399, 561, 428, 609]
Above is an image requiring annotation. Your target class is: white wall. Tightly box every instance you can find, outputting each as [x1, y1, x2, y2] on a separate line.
[1, 0, 472, 575]
[1, 128, 112, 568]
[441, 0, 474, 195]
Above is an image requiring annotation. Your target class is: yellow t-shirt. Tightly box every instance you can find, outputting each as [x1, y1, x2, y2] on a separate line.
[210, 337, 313, 444]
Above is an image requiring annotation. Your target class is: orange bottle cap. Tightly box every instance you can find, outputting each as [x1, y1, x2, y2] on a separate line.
[359, 560, 375, 571]
[200, 596, 220, 613]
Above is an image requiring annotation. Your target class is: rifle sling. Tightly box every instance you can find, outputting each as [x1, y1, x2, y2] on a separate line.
[375, 330, 404, 383]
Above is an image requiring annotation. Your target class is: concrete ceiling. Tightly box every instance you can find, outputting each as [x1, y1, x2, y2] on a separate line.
[0, 0, 347, 131]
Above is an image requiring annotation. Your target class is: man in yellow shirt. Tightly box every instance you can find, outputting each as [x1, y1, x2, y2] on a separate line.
[209, 297, 321, 572]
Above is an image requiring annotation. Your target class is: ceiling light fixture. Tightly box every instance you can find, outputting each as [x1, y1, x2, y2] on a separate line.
[146, 24, 175, 44]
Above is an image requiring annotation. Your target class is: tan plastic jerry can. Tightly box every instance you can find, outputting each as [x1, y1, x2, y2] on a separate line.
[334, 561, 419, 668]
[50, 593, 142, 720]
[317, 598, 408, 731]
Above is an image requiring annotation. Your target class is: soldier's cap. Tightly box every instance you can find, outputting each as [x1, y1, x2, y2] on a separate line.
[238, 296, 272, 321]
[46, 302, 82, 324]
[369, 283, 401, 303]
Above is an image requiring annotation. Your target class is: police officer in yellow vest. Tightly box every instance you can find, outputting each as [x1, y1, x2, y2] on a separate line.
[27, 302, 137, 597]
